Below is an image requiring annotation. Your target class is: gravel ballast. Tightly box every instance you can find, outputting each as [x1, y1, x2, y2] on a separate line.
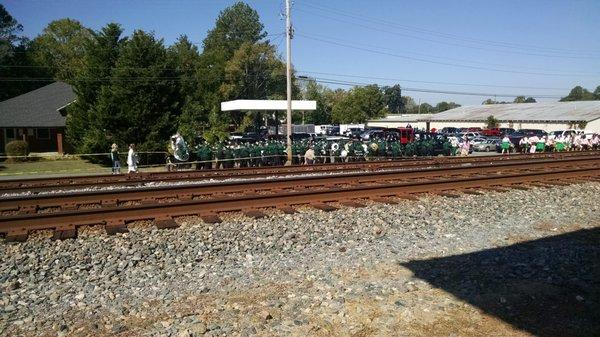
[1, 182, 599, 336]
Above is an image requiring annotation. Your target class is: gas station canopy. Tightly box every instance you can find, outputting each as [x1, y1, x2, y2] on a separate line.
[221, 99, 316, 111]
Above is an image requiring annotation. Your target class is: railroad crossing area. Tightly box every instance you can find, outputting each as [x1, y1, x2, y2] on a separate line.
[1, 152, 599, 336]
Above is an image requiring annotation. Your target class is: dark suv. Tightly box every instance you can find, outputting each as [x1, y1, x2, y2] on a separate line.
[517, 129, 547, 137]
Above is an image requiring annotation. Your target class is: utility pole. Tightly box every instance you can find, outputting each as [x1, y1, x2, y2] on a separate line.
[285, 0, 293, 165]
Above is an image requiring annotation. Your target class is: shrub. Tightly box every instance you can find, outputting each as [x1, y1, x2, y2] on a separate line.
[5, 140, 29, 162]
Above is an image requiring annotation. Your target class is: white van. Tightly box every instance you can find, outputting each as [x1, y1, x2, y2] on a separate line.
[549, 129, 585, 139]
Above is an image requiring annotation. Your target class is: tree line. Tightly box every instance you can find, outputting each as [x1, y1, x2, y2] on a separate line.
[1, 2, 600, 152]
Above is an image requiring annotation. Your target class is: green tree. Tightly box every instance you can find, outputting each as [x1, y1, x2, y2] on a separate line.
[167, 35, 204, 142]
[482, 98, 508, 104]
[400, 96, 417, 113]
[196, 2, 269, 137]
[0, 4, 25, 61]
[594, 86, 600, 100]
[66, 23, 126, 151]
[418, 103, 434, 113]
[560, 86, 595, 101]
[434, 101, 460, 112]
[332, 85, 388, 123]
[31, 18, 93, 82]
[301, 79, 332, 124]
[83, 30, 179, 153]
[513, 96, 536, 103]
[382, 84, 403, 113]
[203, 1, 266, 57]
[219, 42, 287, 130]
[0, 5, 49, 100]
[486, 115, 500, 128]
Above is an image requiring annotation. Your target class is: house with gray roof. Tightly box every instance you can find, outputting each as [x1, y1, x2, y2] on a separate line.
[0, 82, 75, 153]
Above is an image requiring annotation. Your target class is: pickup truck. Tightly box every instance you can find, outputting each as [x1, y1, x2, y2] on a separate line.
[481, 128, 502, 136]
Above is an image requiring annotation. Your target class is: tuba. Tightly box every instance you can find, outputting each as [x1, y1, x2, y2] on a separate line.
[172, 134, 190, 161]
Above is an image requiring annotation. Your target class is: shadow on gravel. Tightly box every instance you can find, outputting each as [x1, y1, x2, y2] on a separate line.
[402, 228, 600, 337]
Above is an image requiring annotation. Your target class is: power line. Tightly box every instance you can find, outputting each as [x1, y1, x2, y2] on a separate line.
[296, 70, 570, 91]
[308, 77, 564, 98]
[296, 33, 600, 78]
[299, 1, 600, 58]
[0, 74, 565, 99]
[296, 7, 600, 60]
[294, 31, 596, 75]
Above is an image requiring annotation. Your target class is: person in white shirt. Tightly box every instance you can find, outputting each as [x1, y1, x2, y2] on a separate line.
[127, 144, 138, 173]
[501, 135, 511, 154]
[519, 136, 529, 153]
[529, 135, 539, 154]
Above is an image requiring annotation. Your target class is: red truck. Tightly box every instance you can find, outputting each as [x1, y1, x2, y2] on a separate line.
[481, 128, 502, 136]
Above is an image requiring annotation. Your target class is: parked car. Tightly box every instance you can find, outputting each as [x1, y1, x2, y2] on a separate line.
[548, 129, 585, 139]
[343, 127, 363, 137]
[473, 139, 499, 152]
[499, 127, 515, 135]
[440, 127, 461, 135]
[481, 128, 501, 137]
[457, 132, 482, 140]
[517, 129, 547, 137]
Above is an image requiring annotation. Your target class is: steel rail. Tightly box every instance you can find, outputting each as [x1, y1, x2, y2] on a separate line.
[1, 161, 599, 241]
[2, 151, 599, 194]
[2, 156, 599, 213]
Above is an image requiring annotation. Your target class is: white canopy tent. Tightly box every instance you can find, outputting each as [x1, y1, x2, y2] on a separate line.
[221, 99, 316, 111]
[221, 99, 317, 164]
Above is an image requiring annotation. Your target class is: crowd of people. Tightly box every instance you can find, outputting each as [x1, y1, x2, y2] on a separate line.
[192, 134, 453, 169]
[107, 132, 600, 173]
[512, 133, 600, 154]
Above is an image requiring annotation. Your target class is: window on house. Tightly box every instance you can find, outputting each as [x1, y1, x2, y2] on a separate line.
[5, 128, 15, 139]
[36, 128, 50, 140]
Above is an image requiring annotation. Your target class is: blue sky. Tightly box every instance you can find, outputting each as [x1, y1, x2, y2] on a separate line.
[5, 0, 600, 106]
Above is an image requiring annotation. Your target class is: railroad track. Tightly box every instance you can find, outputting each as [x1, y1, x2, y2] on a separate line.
[1, 154, 599, 241]
[2, 151, 599, 195]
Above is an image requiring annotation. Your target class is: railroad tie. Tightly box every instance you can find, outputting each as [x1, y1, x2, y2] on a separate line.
[278, 205, 297, 214]
[242, 209, 267, 219]
[5, 229, 29, 242]
[154, 217, 179, 229]
[53, 224, 77, 240]
[340, 200, 366, 208]
[311, 203, 338, 212]
[370, 197, 398, 204]
[200, 214, 222, 224]
[105, 220, 128, 235]
[436, 191, 461, 198]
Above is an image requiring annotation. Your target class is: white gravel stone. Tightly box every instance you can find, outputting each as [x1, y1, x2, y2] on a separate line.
[0, 181, 599, 336]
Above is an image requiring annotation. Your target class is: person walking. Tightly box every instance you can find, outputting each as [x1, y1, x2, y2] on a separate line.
[304, 145, 315, 165]
[110, 143, 121, 174]
[127, 144, 139, 173]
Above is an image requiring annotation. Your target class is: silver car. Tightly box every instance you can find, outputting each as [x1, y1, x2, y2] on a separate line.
[473, 139, 498, 152]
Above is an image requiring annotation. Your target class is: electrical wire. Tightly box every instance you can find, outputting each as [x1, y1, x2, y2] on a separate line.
[296, 70, 570, 91]
[294, 30, 597, 75]
[299, 1, 600, 57]
[308, 76, 564, 98]
[296, 32, 600, 78]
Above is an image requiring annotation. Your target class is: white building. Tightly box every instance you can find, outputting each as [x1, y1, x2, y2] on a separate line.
[368, 102, 600, 133]
[426, 101, 600, 133]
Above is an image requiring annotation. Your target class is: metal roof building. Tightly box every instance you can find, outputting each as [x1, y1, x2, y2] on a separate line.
[366, 102, 600, 132]
[427, 101, 600, 123]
